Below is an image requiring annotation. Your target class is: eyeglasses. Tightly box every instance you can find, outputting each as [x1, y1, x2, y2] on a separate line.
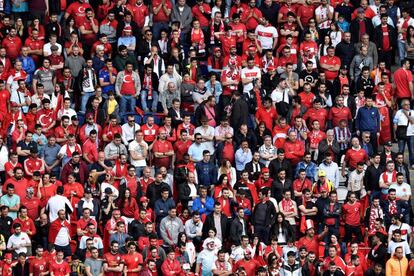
[226, 137, 232, 140]
[196, 137, 202, 140]
[129, 120, 135, 123]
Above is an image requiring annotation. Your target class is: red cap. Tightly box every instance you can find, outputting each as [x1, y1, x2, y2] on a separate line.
[140, 196, 149, 202]
[214, 47, 221, 52]
[267, 65, 275, 71]
[11, 102, 19, 107]
[261, 167, 269, 173]
[4, 253, 12, 259]
[124, 26, 132, 31]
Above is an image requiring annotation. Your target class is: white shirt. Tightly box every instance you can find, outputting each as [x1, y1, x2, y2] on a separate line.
[121, 123, 140, 145]
[43, 43, 63, 56]
[255, 24, 278, 50]
[46, 195, 73, 222]
[79, 235, 104, 249]
[31, 93, 51, 108]
[389, 183, 412, 199]
[241, 66, 261, 93]
[195, 125, 215, 154]
[318, 161, 340, 188]
[393, 109, 414, 136]
[7, 232, 31, 254]
[397, 17, 414, 40]
[315, 5, 334, 29]
[0, 144, 8, 171]
[55, 223, 70, 246]
[271, 87, 289, 104]
[128, 139, 148, 167]
[388, 223, 412, 242]
[57, 108, 77, 124]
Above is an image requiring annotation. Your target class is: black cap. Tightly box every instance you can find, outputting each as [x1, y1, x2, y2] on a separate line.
[30, 148, 39, 154]
[384, 141, 392, 147]
[84, 187, 92, 194]
[104, 187, 113, 194]
[341, 65, 348, 70]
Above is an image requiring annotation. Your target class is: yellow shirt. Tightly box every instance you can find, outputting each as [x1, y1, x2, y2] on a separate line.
[107, 99, 117, 115]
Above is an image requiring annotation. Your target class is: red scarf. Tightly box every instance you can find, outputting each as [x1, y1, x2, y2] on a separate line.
[143, 74, 153, 99]
[281, 198, 294, 212]
[115, 161, 128, 178]
[389, 199, 397, 215]
[369, 206, 384, 231]
[66, 143, 81, 157]
[210, 20, 224, 44]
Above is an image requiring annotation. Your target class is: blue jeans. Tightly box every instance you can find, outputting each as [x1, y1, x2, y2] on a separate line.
[55, 244, 72, 258]
[135, 166, 145, 177]
[120, 95, 136, 115]
[141, 89, 159, 112]
[152, 22, 169, 40]
[409, 136, 414, 165]
[81, 91, 94, 112]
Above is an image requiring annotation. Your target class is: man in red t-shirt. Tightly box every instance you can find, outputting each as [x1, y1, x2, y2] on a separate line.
[64, 0, 93, 27]
[303, 98, 328, 130]
[255, 97, 278, 131]
[2, 27, 22, 60]
[29, 246, 49, 276]
[342, 137, 369, 173]
[152, 130, 174, 169]
[123, 242, 144, 276]
[152, 0, 173, 39]
[342, 192, 364, 243]
[319, 46, 341, 81]
[49, 251, 71, 276]
[103, 241, 125, 276]
[328, 95, 352, 128]
[393, 59, 414, 104]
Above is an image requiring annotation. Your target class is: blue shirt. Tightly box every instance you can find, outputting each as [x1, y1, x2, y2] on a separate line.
[0, 194, 20, 219]
[355, 106, 381, 132]
[99, 68, 116, 94]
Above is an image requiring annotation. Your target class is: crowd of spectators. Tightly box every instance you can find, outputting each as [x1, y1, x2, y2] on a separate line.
[0, 0, 414, 275]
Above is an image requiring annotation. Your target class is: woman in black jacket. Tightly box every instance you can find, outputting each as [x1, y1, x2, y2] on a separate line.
[269, 212, 294, 246]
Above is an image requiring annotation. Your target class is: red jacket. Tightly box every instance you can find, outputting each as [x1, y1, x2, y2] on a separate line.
[283, 140, 305, 165]
[161, 259, 182, 276]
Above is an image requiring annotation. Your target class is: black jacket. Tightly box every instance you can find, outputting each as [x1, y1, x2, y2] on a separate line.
[202, 212, 228, 239]
[271, 178, 293, 202]
[373, 24, 397, 51]
[129, 219, 146, 240]
[229, 217, 248, 245]
[367, 243, 387, 266]
[268, 158, 293, 180]
[178, 182, 198, 209]
[318, 140, 341, 163]
[350, 19, 374, 43]
[364, 164, 384, 192]
[168, 107, 184, 128]
[230, 97, 249, 131]
[251, 200, 277, 228]
[323, 202, 342, 227]
[394, 162, 411, 184]
[335, 41, 356, 68]
[244, 160, 265, 181]
[234, 129, 257, 151]
[379, 150, 397, 166]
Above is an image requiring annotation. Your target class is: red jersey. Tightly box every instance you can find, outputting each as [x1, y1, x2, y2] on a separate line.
[342, 201, 362, 226]
[322, 256, 346, 273]
[328, 106, 352, 128]
[29, 257, 48, 275]
[12, 216, 36, 236]
[161, 259, 182, 276]
[129, 3, 149, 28]
[279, 4, 298, 22]
[297, 5, 315, 26]
[3, 177, 28, 199]
[49, 260, 70, 276]
[79, 18, 99, 46]
[173, 140, 192, 163]
[152, 0, 172, 22]
[123, 252, 144, 276]
[2, 36, 22, 60]
[220, 35, 237, 57]
[344, 148, 368, 169]
[65, 1, 93, 27]
[82, 139, 98, 163]
[234, 259, 260, 275]
[319, 55, 341, 81]
[393, 68, 413, 99]
[104, 252, 124, 276]
[308, 130, 326, 149]
[293, 178, 313, 194]
[24, 157, 45, 176]
[0, 89, 10, 114]
[21, 196, 41, 220]
[241, 8, 262, 30]
[299, 92, 316, 109]
[303, 108, 328, 130]
[141, 124, 159, 143]
[256, 107, 278, 132]
[192, 4, 212, 27]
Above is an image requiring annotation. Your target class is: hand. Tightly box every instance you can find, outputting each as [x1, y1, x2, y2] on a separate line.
[341, 170, 346, 177]
[356, 130, 360, 136]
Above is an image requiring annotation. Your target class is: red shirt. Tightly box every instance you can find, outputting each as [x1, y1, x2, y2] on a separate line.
[0, 89, 10, 114]
[393, 68, 413, 99]
[255, 107, 278, 131]
[308, 130, 326, 149]
[12, 216, 36, 237]
[297, 5, 315, 26]
[2, 36, 22, 60]
[79, 18, 99, 45]
[24, 37, 45, 59]
[152, 140, 173, 168]
[303, 108, 328, 130]
[65, 1, 93, 27]
[21, 196, 41, 221]
[344, 148, 368, 169]
[152, 0, 173, 22]
[123, 252, 143, 276]
[29, 257, 48, 275]
[328, 106, 352, 128]
[322, 256, 346, 273]
[222, 142, 235, 164]
[297, 236, 320, 259]
[120, 71, 136, 95]
[381, 25, 390, 51]
[221, 69, 240, 96]
[241, 8, 262, 30]
[161, 259, 182, 276]
[192, 4, 211, 27]
[92, 40, 113, 57]
[293, 178, 313, 194]
[299, 92, 316, 109]
[104, 252, 124, 276]
[3, 177, 29, 199]
[82, 139, 98, 163]
[279, 5, 297, 22]
[141, 124, 159, 143]
[49, 260, 70, 276]
[319, 55, 341, 81]
[129, 3, 149, 28]
[220, 35, 237, 57]
[24, 157, 45, 176]
[342, 201, 362, 226]
[234, 259, 260, 275]
[173, 140, 192, 163]
[283, 140, 305, 165]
